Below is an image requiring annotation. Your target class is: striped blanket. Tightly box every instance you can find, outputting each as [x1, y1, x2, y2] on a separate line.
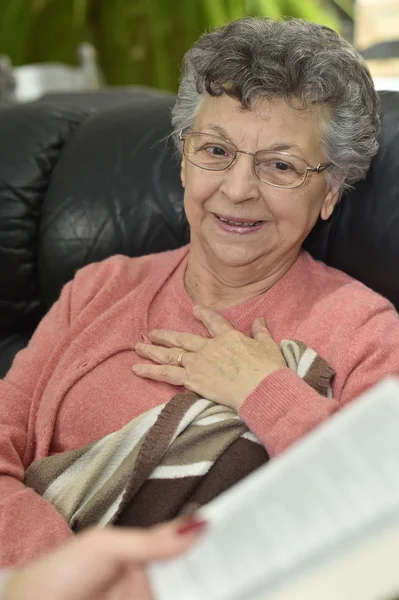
[24, 340, 335, 531]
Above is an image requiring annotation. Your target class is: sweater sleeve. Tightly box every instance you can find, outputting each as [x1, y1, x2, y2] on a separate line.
[239, 299, 399, 458]
[0, 278, 77, 567]
[0, 256, 138, 567]
[238, 368, 340, 457]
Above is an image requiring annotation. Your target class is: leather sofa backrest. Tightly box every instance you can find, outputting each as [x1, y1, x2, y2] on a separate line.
[0, 102, 89, 333]
[39, 93, 188, 309]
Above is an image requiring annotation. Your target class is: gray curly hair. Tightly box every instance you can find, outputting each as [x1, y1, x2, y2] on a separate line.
[171, 17, 380, 193]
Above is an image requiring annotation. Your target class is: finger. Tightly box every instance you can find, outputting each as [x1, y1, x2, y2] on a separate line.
[143, 517, 207, 558]
[148, 329, 205, 351]
[132, 363, 186, 386]
[251, 317, 272, 341]
[135, 342, 187, 367]
[77, 518, 206, 564]
[193, 305, 234, 337]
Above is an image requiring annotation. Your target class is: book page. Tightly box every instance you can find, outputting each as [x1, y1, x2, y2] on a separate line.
[148, 377, 399, 600]
[261, 521, 399, 600]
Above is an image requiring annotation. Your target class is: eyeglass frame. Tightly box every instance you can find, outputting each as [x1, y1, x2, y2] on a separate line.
[178, 130, 332, 189]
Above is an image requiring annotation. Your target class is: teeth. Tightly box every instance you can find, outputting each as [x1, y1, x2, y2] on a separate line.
[219, 216, 259, 226]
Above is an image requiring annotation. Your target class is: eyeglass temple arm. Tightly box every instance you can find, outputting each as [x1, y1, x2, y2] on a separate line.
[308, 163, 331, 174]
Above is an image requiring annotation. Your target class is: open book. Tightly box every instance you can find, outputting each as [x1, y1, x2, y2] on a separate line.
[149, 377, 399, 600]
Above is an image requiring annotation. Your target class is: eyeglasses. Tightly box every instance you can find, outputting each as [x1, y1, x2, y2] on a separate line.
[179, 131, 332, 189]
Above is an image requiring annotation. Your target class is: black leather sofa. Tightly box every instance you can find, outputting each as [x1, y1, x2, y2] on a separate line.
[0, 88, 398, 378]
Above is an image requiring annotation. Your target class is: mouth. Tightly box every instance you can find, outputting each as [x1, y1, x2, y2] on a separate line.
[215, 214, 264, 227]
[214, 213, 266, 232]
[212, 213, 266, 235]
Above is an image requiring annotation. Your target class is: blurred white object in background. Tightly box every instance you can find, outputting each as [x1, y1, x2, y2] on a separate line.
[0, 43, 100, 103]
[355, 0, 399, 88]
[373, 77, 399, 90]
[355, 0, 399, 52]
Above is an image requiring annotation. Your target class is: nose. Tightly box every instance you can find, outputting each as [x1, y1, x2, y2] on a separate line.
[218, 152, 260, 203]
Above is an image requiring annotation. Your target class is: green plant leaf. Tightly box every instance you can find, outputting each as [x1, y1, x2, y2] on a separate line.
[72, 0, 88, 29]
[90, 0, 137, 85]
[0, 0, 346, 90]
[227, 0, 247, 21]
[330, 0, 354, 19]
[0, 0, 32, 64]
[255, 0, 284, 19]
[279, 0, 340, 29]
[202, 0, 230, 27]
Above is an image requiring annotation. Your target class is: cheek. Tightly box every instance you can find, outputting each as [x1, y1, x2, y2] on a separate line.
[184, 171, 220, 216]
[286, 201, 323, 237]
[265, 191, 318, 233]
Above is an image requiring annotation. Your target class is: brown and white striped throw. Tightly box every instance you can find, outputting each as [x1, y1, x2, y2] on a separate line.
[24, 340, 335, 531]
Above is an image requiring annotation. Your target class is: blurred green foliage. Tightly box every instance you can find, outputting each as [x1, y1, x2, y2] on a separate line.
[0, 0, 348, 92]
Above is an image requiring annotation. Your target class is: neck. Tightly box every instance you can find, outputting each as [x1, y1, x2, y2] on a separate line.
[184, 240, 300, 310]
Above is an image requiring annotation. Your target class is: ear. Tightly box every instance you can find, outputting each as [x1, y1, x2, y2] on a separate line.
[320, 185, 341, 221]
[180, 158, 186, 189]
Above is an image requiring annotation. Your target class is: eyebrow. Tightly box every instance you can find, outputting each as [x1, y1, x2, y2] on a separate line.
[270, 143, 302, 153]
[200, 124, 302, 153]
[203, 124, 230, 138]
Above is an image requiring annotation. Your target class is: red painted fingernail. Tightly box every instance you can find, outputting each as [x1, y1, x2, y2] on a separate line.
[176, 518, 207, 536]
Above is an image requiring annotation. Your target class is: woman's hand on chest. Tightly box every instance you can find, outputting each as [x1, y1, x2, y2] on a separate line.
[132, 305, 286, 411]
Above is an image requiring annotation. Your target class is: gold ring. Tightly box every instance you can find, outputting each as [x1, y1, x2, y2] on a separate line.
[176, 350, 186, 368]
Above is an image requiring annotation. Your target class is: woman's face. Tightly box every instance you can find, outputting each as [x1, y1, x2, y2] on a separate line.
[181, 94, 341, 269]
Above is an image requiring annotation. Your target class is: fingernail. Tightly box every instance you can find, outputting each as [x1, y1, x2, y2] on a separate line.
[176, 518, 207, 536]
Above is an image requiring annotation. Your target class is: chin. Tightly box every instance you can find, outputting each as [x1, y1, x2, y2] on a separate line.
[208, 239, 264, 268]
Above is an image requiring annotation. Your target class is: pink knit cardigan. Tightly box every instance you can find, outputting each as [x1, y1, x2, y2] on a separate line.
[2, 244, 399, 566]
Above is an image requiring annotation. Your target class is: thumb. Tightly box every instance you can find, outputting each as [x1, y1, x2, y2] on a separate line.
[251, 317, 271, 341]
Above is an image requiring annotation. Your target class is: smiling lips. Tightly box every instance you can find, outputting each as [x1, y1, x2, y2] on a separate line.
[213, 213, 266, 234]
[215, 213, 264, 226]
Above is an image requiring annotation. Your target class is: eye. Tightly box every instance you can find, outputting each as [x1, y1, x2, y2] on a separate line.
[256, 156, 298, 173]
[274, 161, 293, 171]
[203, 144, 229, 157]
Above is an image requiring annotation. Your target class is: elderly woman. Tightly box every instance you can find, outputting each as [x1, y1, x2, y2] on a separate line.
[1, 17, 399, 566]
